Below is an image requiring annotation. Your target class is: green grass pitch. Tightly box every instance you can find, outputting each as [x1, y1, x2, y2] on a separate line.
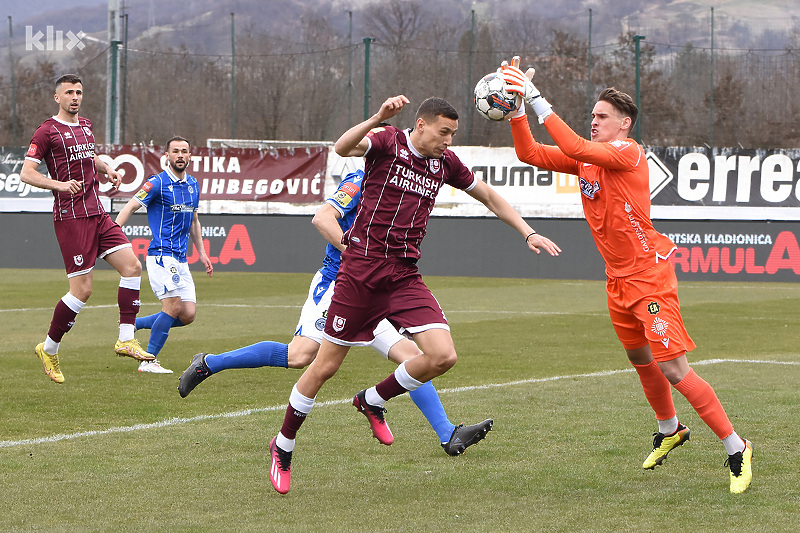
[1, 268, 798, 532]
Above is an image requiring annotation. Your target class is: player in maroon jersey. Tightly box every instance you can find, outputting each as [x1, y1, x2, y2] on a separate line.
[20, 73, 154, 384]
[267, 95, 561, 494]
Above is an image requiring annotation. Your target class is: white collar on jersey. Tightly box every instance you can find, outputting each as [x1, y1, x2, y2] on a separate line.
[404, 128, 426, 159]
[51, 115, 81, 126]
[165, 166, 187, 183]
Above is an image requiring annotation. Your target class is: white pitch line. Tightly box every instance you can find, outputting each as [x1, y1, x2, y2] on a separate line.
[1, 358, 797, 449]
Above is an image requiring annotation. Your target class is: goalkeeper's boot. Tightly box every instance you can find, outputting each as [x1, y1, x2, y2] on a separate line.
[114, 338, 156, 361]
[353, 389, 393, 445]
[178, 353, 213, 397]
[643, 423, 691, 469]
[269, 437, 292, 495]
[726, 439, 753, 494]
[442, 419, 494, 456]
[35, 342, 64, 384]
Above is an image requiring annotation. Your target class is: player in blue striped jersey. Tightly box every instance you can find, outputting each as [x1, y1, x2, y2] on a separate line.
[116, 136, 213, 373]
[178, 168, 492, 457]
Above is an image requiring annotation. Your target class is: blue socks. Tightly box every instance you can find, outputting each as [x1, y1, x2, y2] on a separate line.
[408, 381, 456, 444]
[136, 313, 184, 330]
[205, 341, 289, 373]
[146, 311, 175, 356]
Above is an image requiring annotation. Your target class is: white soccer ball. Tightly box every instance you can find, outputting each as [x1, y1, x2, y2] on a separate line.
[474, 71, 521, 121]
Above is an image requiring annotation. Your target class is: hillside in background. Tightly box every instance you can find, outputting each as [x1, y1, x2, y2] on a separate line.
[8, 0, 799, 55]
[3, 0, 798, 149]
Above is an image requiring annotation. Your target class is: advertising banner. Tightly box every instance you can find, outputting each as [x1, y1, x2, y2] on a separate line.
[441, 146, 800, 220]
[0, 144, 327, 207]
[5, 144, 800, 221]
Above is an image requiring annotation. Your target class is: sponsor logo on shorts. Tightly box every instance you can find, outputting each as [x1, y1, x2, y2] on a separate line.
[73, 254, 83, 266]
[647, 301, 660, 315]
[651, 316, 669, 337]
[332, 315, 346, 332]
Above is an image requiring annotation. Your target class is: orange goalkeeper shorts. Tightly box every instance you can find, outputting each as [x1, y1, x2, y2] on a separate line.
[606, 259, 696, 362]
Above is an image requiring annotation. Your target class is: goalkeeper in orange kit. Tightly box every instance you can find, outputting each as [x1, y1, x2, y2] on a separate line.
[500, 56, 752, 494]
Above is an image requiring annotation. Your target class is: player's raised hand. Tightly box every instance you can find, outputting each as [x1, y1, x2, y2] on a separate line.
[502, 56, 553, 123]
[376, 95, 410, 121]
[502, 57, 539, 103]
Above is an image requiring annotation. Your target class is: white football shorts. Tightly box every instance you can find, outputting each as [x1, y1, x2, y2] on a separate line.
[295, 269, 404, 358]
[145, 254, 196, 302]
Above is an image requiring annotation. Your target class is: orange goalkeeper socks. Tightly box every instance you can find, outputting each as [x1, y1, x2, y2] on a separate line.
[673, 368, 734, 439]
[633, 360, 676, 421]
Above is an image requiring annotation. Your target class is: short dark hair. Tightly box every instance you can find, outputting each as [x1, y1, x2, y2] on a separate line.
[416, 97, 459, 122]
[55, 73, 82, 91]
[166, 136, 191, 151]
[598, 88, 638, 130]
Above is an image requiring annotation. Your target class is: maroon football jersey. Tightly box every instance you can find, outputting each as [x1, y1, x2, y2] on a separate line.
[26, 116, 105, 221]
[344, 125, 476, 260]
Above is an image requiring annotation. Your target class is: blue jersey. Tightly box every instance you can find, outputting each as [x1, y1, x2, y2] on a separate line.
[134, 168, 200, 262]
[319, 169, 363, 281]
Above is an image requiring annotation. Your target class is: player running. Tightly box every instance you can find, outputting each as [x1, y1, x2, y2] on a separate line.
[178, 168, 493, 459]
[21, 73, 153, 383]
[500, 56, 753, 493]
[116, 136, 213, 373]
[266, 96, 561, 494]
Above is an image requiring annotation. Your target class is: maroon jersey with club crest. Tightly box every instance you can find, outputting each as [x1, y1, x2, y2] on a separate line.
[343, 125, 476, 260]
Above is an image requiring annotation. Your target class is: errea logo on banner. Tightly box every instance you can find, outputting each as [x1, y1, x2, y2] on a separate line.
[26, 26, 86, 51]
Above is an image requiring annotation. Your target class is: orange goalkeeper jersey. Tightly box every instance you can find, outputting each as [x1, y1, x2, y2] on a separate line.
[510, 114, 676, 278]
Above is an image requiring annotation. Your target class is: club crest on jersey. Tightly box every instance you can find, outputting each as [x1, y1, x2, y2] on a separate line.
[73, 254, 83, 266]
[651, 317, 670, 337]
[429, 159, 441, 174]
[579, 177, 601, 199]
[82, 126, 92, 138]
[332, 315, 346, 332]
[647, 301, 661, 315]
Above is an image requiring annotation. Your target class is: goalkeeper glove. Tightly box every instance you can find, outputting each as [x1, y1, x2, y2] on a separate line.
[501, 56, 553, 123]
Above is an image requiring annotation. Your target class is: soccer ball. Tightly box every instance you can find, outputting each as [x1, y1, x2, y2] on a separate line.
[474, 71, 521, 121]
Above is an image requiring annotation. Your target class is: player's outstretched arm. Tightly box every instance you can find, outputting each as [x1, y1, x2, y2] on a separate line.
[466, 180, 561, 257]
[114, 197, 142, 227]
[334, 95, 410, 157]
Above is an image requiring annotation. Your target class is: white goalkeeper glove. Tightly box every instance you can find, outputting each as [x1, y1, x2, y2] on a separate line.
[501, 56, 553, 123]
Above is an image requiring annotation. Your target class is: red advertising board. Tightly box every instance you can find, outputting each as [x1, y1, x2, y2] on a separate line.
[97, 145, 326, 202]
